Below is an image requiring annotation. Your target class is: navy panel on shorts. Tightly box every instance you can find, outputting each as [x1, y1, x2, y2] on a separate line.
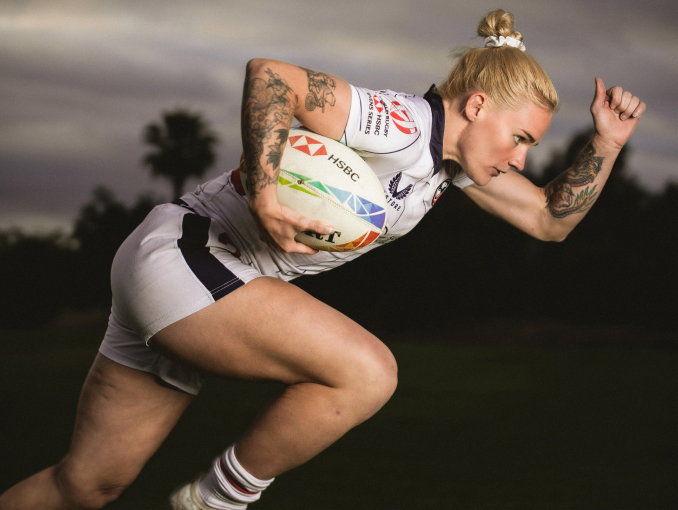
[178, 213, 245, 301]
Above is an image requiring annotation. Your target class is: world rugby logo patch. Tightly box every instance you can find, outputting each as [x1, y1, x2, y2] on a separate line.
[390, 101, 418, 135]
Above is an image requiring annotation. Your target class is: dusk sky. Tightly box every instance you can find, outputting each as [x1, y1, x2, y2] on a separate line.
[1, 0, 676, 233]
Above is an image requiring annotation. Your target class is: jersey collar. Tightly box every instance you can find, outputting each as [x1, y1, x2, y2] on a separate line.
[423, 84, 444, 175]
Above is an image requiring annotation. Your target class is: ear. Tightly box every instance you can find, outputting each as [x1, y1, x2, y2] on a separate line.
[464, 92, 487, 122]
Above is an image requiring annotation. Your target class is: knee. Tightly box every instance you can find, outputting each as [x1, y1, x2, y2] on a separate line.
[54, 459, 132, 509]
[348, 343, 398, 418]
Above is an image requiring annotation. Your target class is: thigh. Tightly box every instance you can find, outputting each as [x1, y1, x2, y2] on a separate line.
[150, 277, 395, 388]
[60, 353, 193, 489]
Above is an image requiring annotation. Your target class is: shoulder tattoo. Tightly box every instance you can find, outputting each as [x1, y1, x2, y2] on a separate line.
[302, 67, 337, 113]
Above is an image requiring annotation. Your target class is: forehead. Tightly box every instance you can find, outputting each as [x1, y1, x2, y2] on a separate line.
[493, 101, 552, 139]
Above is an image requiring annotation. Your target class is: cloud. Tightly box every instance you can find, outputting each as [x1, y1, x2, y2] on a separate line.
[1, 0, 676, 232]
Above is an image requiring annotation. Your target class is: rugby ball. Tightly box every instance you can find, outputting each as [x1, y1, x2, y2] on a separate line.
[240, 128, 387, 252]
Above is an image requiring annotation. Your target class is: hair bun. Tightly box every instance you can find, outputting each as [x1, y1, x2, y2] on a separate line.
[437, 9, 558, 113]
[477, 9, 523, 42]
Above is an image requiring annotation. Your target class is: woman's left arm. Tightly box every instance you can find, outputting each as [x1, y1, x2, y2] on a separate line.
[463, 78, 646, 241]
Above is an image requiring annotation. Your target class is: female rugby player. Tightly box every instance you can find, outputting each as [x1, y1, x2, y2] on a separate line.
[0, 9, 645, 510]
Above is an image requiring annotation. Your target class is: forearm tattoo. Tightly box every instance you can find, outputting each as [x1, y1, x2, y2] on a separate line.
[302, 67, 336, 112]
[242, 68, 297, 197]
[544, 144, 604, 219]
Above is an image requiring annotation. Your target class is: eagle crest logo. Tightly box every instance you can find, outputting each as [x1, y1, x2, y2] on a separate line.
[388, 173, 413, 200]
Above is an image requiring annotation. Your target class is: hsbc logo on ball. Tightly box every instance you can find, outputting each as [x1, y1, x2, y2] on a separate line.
[289, 135, 328, 156]
[288, 133, 359, 181]
[327, 154, 360, 181]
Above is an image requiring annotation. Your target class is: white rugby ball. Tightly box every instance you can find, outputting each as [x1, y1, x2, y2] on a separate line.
[240, 127, 387, 252]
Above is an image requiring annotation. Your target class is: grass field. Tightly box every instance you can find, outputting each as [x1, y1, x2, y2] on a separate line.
[1, 324, 676, 509]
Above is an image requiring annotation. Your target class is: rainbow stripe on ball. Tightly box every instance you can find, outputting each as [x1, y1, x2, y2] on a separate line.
[279, 169, 386, 252]
[279, 170, 386, 230]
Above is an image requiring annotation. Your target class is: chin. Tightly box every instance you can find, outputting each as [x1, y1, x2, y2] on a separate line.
[471, 174, 493, 186]
[462, 165, 492, 186]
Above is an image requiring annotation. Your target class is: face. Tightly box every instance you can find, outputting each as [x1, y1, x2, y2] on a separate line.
[457, 97, 552, 186]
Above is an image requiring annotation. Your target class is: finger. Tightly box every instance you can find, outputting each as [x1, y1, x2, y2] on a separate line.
[285, 208, 335, 236]
[304, 219, 335, 236]
[280, 239, 319, 255]
[607, 86, 624, 110]
[265, 233, 317, 255]
[631, 100, 647, 119]
[594, 77, 606, 100]
[592, 77, 607, 109]
[614, 90, 633, 116]
[293, 241, 319, 255]
[619, 95, 640, 121]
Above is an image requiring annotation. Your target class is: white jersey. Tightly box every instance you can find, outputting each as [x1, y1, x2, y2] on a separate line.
[179, 84, 474, 280]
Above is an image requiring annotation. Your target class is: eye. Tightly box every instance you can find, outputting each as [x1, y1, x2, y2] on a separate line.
[514, 135, 525, 145]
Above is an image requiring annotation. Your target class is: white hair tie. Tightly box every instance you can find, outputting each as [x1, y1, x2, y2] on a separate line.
[484, 35, 526, 51]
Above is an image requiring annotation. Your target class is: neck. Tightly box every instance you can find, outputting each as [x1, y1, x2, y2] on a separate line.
[441, 96, 467, 164]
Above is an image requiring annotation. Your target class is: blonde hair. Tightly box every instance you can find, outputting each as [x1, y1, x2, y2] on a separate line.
[438, 9, 559, 112]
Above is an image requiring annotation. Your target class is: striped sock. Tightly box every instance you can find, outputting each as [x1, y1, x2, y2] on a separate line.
[197, 445, 274, 510]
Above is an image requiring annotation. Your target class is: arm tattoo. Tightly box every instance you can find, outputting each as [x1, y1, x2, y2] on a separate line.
[544, 143, 604, 219]
[242, 68, 297, 197]
[302, 67, 336, 112]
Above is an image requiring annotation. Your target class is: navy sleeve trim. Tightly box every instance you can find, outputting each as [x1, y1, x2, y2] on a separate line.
[357, 88, 363, 133]
[423, 84, 445, 176]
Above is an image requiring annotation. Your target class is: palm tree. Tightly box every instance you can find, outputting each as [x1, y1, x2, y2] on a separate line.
[142, 109, 219, 199]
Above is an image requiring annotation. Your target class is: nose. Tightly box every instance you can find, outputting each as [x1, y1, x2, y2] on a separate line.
[509, 146, 528, 172]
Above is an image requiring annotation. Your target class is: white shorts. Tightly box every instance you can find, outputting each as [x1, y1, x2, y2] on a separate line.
[99, 202, 263, 394]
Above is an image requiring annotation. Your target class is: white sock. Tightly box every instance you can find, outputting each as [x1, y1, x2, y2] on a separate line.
[197, 445, 274, 510]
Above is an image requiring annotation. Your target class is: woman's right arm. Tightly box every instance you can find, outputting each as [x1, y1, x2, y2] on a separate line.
[241, 59, 352, 253]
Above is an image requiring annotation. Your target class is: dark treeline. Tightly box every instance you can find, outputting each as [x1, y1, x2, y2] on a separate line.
[0, 189, 159, 327]
[1, 126, 676, 332]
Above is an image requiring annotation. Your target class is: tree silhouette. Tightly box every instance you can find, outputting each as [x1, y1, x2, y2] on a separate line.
[72, 186, 159, 307]
[0, 231, 76, 327]
[142, 109, 219, 199]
